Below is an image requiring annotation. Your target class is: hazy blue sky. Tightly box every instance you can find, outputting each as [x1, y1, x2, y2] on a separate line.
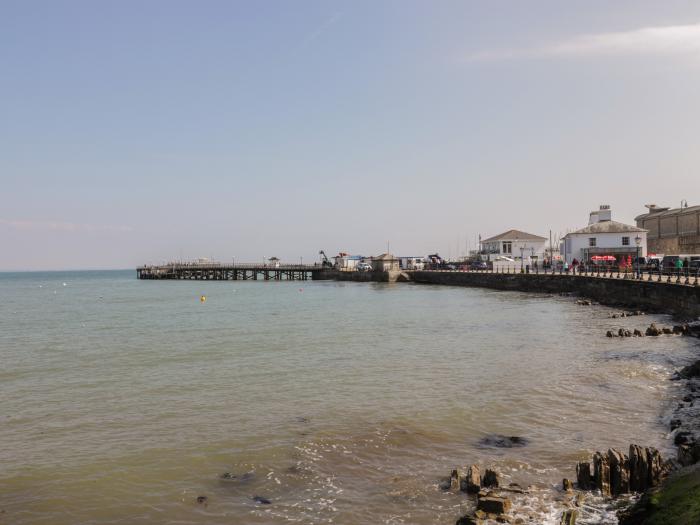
[2, 1, 700, 270]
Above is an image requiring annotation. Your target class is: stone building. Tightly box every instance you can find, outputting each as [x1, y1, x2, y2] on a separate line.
[635, 204, 700, 255]
[371, 253, 400, 272]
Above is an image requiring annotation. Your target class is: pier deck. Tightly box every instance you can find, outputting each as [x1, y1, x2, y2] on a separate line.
[137, 263, 329, 281]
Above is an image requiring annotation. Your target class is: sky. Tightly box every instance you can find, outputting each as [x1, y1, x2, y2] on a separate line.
[2, 0, 700, 270]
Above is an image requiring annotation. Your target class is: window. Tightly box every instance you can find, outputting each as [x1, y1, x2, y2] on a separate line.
[622, 236, 630, 246]
[502, 242, 512, 254]
[589, 237, 597, 247]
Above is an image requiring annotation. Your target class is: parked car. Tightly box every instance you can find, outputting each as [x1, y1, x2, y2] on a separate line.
[690, 259, 700, 273]
[470, 261, 488, 270]
[357, 262, 372, 272]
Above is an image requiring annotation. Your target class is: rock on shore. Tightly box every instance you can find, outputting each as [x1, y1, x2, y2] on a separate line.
[576, 445, 664, 497]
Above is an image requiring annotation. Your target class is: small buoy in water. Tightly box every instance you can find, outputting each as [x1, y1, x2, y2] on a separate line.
[200, 295, 206, 303]
[298, 288, 303, 292]
[62, 282, 67, 286]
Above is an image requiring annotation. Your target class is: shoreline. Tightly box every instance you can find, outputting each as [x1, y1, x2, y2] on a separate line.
[316, 271, 700, 523]
[389, 274, 700, 524]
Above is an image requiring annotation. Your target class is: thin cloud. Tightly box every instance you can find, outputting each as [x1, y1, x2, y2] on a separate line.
[467, 22, 700, 62]
[0, 219, 133, 233]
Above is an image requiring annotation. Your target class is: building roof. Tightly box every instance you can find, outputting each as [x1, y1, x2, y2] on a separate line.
[563, 220, 647, 237]
[373, 253, 397, 260]
[635, 204, 700, 221]
[481, 229, 546, 243]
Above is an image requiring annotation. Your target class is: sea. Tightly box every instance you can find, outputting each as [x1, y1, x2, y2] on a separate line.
[1, 270, 697, 525]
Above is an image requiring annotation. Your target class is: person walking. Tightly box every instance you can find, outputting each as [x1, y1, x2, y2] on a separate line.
[676, 257, 684, 277]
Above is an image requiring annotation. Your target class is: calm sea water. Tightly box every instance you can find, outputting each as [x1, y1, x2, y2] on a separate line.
[0, 271, 697, 525]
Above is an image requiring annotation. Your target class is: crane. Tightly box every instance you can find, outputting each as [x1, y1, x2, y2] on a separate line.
[319, 250, 333, 268]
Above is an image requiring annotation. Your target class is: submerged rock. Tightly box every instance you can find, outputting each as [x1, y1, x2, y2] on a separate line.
[252, 495, 271, 505]
[438, 477, 452, 491]
[196, 496, 208, 504]
[220, 471, 255, 483]
[562, 478, 574, 492]
[679, 360, 700, 379]
[478, 434, 530, 448]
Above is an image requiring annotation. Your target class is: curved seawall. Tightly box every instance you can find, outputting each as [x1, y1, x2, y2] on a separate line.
[410, 271, 700, 318]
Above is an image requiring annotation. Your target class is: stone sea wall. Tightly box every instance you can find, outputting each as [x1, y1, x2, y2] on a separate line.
[410, 272, 700, 318]
[318, 269, 407, 283]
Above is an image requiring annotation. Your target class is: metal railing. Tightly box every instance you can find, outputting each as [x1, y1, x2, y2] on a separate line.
[415, 265, 700, 286]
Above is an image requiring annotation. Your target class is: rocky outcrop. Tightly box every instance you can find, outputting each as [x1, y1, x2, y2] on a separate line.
[476, 494, 511, 514]
[645, 323, 662, 336]
[560, 509, 578, 525]
[576, 462, 592, 490]
[462, 464, 481, 494]
[608, 448, 630, 496]
[592, 452, 611, 496]
[577, 445, 664, 497]
[482, 469, 499, 489]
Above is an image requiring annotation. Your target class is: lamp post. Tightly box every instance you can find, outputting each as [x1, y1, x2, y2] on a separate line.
[520, 246, 525, 273]
[635, 235, 642, 279]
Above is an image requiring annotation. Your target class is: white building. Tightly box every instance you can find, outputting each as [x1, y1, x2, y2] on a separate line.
[560, 205, 648, 264]
[480, 229, 547, 269]
[334, 253, 364, 270]
[398, 256, 425, 270]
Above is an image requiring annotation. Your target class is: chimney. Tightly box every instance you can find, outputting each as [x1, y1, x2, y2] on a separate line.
[589, 205, 611, 224]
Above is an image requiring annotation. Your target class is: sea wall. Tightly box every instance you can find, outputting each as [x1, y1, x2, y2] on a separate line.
[410, 271, 700, 318]
[316, 269, 405, 283]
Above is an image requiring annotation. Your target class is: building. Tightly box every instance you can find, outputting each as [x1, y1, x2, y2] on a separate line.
[635, 203, 700, 255]
[561, 205, 647, 264]
[371, 253, 400, 272]
[480, 229, 547, 267]
[333, 253, 364, 270]
[398, 256, 425, 270]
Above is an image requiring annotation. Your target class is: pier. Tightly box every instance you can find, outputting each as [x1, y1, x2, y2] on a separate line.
[137, 263, 329, 281]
